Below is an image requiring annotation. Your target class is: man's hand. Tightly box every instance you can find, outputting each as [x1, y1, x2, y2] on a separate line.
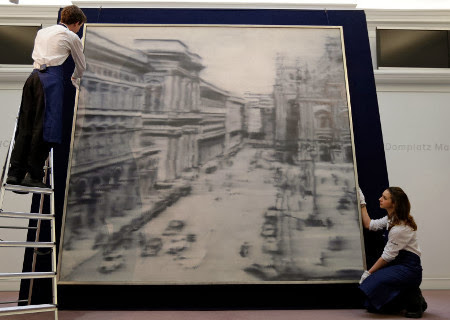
[71, 77, 80, 90]
[359, 270, 371, 284]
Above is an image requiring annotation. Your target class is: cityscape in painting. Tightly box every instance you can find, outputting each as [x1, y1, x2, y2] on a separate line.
[59, 25, 364, 284]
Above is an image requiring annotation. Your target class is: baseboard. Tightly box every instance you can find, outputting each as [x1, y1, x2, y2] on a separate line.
[2, 279, 448, 292]
[422, 278, 450, 290]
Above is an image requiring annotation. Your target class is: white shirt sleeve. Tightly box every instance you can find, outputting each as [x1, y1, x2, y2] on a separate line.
[369, 215, 389, 231]
[381, 225, 415, 262]
[66, 32, 86, 79]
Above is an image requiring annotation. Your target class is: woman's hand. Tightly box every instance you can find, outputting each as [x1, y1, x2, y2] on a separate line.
[359, 270, 371, 284]
[359, 187, 371, 229]
[358, 187, 366, 206]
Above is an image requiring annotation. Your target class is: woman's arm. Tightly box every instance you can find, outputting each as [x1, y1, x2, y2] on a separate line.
[360, 250, 390, 284]
[368, 256, 389, 274]
[361, 205, 371, 229]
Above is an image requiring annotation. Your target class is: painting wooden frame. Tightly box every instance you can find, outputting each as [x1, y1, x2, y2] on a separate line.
[57, 23, 365, 285]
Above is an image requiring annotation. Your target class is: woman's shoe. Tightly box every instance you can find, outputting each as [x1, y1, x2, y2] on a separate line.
[405, 309, 423, 318]
[420, 293, 428, 312]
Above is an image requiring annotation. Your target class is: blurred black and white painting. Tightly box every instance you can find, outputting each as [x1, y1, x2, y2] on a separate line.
[58, 25, 364, 284]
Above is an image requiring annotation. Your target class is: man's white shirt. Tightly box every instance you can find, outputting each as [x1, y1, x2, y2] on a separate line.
[32, 24, 86, 80]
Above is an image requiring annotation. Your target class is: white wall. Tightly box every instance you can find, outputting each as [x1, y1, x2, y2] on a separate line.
[0, 4, 60, 292]
[366, 9, 450, 289]
[1, 2, 450, 291]
[0, 90, 34, 291]
[378, 92, 450, 289]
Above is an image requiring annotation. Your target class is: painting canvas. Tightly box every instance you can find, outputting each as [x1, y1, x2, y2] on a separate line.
[58, 24, 365, 284]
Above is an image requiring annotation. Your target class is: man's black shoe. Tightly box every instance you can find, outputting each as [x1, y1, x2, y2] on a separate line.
[6, 175, 29, 194]
[6, 175, 21, 185]
[21, 175, 48, 189]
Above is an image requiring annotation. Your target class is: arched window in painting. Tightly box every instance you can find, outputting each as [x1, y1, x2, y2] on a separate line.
[338, 110, 350, 130]
[99, 83, 111, 109]
[132, 88, 144, 111]
[145, 80, 163, 112]
[319, 143, 331, 162]
[86, 80, 100, 108]
[121, 87, 131, 109]
[110, 85, 120, 110]
[316, 111, 332, 129]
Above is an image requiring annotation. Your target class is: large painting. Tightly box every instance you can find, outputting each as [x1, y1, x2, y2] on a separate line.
[58, 24, 364, 284]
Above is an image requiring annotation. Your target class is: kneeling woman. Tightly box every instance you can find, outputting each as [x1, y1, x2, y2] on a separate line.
[359, 187, 427, 318]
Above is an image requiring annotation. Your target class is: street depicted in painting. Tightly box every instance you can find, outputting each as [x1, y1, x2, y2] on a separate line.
[58, 25, 364, 284]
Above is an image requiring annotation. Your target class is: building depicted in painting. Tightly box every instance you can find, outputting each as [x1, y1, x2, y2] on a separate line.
[198, 80, 245, 164]
[65, 31, 246, 246]
[273, 36, 352, 165]
[68, 31, 150, 236]
[243, 92, 275, 146]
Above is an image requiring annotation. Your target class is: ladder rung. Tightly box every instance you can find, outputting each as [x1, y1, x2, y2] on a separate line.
[0, 304, 56, 316]
[0, 241, 54, 248]
[0, 211, 55, 220]
[3, 184, 53, 195]
[0, 226, 38, 230]
[0, 299, 28, 305]
[0, 272, 56, 280]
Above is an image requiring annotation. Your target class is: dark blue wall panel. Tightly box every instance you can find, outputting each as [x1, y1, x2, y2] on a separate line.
[22, 8, 388, 309]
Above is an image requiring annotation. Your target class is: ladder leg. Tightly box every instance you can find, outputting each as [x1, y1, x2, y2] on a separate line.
[0, 155, 8, 211]
[0, 110, 58, 318]
[49, 150, 58, 310]
[0, 119, 19, 211]
[0, 112, 20, 211]
[27, 153, 52, 304]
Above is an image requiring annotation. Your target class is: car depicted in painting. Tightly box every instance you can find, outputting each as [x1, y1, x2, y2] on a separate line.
[98, 250, 125, 274]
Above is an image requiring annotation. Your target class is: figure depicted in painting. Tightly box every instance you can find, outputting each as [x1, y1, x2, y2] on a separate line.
[358, 187, 427, 318]
[6, 5, 86, 188]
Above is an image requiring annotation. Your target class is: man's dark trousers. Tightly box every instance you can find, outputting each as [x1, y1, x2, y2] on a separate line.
[9, 71, 51, 181]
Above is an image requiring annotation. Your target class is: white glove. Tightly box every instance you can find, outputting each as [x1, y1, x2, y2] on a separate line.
[359, 270, 371, 284]
[358, 187, 366, 205]
[71, 77, 80, 90]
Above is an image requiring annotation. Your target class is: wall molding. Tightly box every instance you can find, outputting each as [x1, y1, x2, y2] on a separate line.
[365, 9, 450, 25]
[365, 9, 450, 40]
[0, 4, 60, 27]
[422, 278, 450, 290]
[374, 69, 450, 93]
[364, 9, 450, 92]
[2, 278, 448, 291]
[0, 67, 31, 90]
[72, 0, 357, 9]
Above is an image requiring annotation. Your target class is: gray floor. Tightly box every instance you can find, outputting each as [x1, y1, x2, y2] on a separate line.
[1, 290, 449, 319]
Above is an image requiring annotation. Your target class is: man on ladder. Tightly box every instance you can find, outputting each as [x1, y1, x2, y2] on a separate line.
[6, 5, 86, 188]
[0, 6, 86, 318]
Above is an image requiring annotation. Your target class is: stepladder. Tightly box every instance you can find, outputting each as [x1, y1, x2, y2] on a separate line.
[0, 116, 58, 319]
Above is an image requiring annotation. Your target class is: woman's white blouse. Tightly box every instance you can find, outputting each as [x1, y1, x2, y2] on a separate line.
[369, 216, 421, 262]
